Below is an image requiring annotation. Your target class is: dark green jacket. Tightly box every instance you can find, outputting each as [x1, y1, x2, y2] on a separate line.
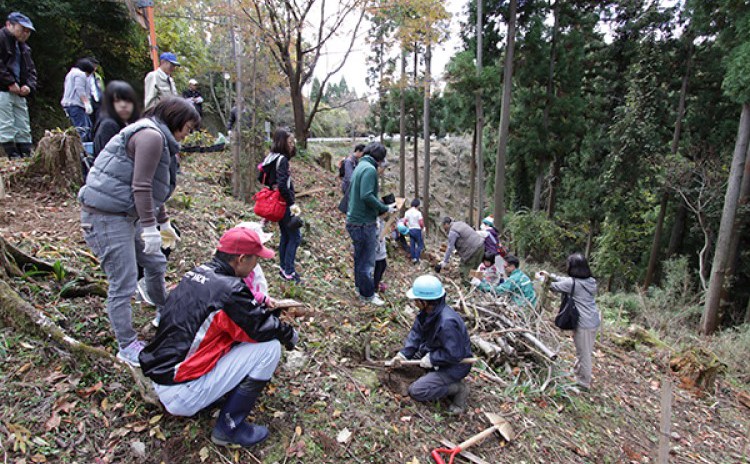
[346, 156, 388, 224]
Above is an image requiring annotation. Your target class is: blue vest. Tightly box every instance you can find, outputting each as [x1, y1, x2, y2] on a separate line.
[78, 118, 177, 214]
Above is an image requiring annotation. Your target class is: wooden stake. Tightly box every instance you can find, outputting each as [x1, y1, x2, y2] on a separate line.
[658, 378, 673, 464]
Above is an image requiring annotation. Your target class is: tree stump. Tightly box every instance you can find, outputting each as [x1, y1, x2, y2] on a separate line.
[317, 151, 332, 172]
[15, 128, 84, 193]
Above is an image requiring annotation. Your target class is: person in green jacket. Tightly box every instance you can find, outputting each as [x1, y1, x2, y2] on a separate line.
[346, 142, 398, 306]
[477, 255, 537, 308]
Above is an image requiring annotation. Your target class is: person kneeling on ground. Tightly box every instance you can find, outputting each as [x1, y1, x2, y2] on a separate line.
[476, 254, 537, 308]
[139, 227, 299, 448]
[390, 275, 472, 414]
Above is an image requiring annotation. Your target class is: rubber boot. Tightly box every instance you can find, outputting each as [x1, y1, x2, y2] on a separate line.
[447, 381, 469, 415]
[2, 142, 19, 159]
[17, 143, 33, 158]
[211, 378, 270, 447]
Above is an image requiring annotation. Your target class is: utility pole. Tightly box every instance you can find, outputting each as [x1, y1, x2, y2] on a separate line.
[475, 0, 485, 227]
[422, 44, 432, 235]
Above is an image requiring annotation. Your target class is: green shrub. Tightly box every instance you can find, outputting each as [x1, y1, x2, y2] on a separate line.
[711, 324, 750, 383]
[506, 210, 580, 263]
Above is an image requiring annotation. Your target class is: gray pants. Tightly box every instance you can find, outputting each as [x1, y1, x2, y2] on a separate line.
[81, 211, 167, 348]
[0, 92, 31, 144]
[573, 327, 598, 388]
[154, 340, 282, 416]
[408, 371, 455, 402]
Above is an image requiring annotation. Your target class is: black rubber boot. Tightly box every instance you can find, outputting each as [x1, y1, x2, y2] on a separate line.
[447, 381, 469, 415]
[211, 378, 270, 447]
[2, 142, 19, 159]
[17, 143, 33, 158]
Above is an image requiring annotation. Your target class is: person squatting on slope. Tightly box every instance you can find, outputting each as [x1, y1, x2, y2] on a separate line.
[390, 275, 473, 414]
[139, 227, 299, 448]
[0, 11, 36, 159]
[476, 254, 537, 308]
[346, 142, 398, 306]
[78, 97, 200, 366]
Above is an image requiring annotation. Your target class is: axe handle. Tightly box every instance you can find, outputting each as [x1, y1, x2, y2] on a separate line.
[458, 424, 500, 450]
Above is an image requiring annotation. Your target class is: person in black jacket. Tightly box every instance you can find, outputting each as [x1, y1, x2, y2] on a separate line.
[139, 227, 299, 448]
[258, 128, 303, 282]
[92, 80, 140, 158]
[389, 275, 473, 414]
[0, 12, 37, 159]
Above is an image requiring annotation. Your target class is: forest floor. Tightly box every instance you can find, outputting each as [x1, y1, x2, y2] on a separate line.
[0, 146, 749, 464]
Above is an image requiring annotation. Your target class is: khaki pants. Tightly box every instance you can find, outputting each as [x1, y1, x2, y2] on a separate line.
[0, 92, 31, 144]
[459, 247, 485, 280]
[573, 327, 598, 388]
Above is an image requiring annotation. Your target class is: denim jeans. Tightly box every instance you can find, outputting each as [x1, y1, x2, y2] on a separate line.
[154, 340, 281, 417]
[408, 228, 424, 261]
[81, 211, 167, 348]
[278, 208, 302, 275]
[64, 105, 92, 142]
[346, 221, 378, 298]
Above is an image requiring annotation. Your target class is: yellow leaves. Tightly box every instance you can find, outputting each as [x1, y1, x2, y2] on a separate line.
[199, 446, 210, 462]
[149, 414, 163, 425]
[149, 425, 166, 441]
[6, 422, 32, 454]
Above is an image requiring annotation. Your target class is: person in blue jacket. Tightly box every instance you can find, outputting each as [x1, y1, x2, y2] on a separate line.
[390, 275, 473, 414]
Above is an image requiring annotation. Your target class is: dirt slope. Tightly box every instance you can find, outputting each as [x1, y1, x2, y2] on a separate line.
[0, 150, 748, 463]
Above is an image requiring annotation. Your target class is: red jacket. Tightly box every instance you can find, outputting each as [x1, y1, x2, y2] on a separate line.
[139, 258, 296, 385]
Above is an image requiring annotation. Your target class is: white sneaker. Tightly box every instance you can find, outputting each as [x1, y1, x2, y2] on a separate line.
[361, 294, 385, 306]
[151, 313, 161, 328]
[137, 278, 155, 307]
[117, 340, 146, 367]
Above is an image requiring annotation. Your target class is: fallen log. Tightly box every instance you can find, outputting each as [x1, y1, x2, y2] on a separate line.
[296, 187, 330, 198]
[471, 334, 504, 358]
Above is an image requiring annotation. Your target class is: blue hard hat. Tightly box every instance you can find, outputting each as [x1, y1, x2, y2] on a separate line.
[406, 275, 445, 300]
[397, 224, 409, 235]
[159, 52, 180, 66]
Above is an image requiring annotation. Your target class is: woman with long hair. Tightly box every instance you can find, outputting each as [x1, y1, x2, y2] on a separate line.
[541, 253, 600, 390]
[78, 97, 200, 366]
[92, 80, 141, 157]
[258, 128, 302, 283]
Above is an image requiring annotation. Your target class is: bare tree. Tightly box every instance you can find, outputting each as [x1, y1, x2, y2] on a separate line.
[242, 0, 366, 148]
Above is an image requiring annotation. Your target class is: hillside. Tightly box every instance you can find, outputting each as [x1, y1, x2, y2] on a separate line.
[0, 149, 748, 464]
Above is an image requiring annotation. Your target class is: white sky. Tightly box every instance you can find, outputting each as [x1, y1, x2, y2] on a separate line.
[308, 0, 467, 99]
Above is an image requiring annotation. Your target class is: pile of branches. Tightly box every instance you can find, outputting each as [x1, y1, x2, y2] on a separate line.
[452, 284, 564, 388]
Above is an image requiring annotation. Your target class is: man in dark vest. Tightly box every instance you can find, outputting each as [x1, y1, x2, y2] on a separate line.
[435, 216, 485, 279]
[0, 12, 36, 159]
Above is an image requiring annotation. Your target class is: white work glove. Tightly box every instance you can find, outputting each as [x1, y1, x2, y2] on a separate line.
[159, 220, 181, 250]
[390, 352, 407, 367]
[470, 277, 482, 287]
[419, 353, 433, 369]
[84, 101, 93, 115]
[194, 96, 204, 104]
[387, 203, 399, 213]
[141, 225, 162, 255]
[290, 204, 301, 216]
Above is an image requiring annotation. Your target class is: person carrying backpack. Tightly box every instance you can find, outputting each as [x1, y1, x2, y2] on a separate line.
[337, 143, 365, 214]
[539, 253, 599, 391]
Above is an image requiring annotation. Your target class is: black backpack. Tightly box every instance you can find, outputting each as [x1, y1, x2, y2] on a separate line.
[338, 157, 347, 178]
[554, 279, 580, 330]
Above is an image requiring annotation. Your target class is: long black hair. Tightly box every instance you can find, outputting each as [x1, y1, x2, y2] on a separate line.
[567, 253, 593, 279]
[100, 80, 140, 126]
[144, 97, 201, 134]
[271, 128, 296, 158]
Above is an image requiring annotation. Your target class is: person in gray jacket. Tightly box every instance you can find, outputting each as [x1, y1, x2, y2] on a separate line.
[434, 216, 485, 279]
[541, 253, 600, 390]
[78, 97, 200, 367]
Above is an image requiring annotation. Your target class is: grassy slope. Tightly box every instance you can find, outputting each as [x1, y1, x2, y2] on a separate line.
[0, 148, 748, 464]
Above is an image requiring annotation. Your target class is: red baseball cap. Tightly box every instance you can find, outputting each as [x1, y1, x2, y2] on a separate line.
[217, 227, 275, 259]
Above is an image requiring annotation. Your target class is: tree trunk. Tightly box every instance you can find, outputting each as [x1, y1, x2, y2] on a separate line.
[702, 103, 750, 335]
[379, 40, 385, 145]
[230, 21, 245, 200]
[468, 127, 477, 224]
[399, 51, 407, 198]
[246, 37, 259, 199]
[290, 82, 307, 150]
[422, 44, 432, 235]
[475, 0, 485, 227]
[721, 143, 750, 304]
[667, 202, 688, 257]
[413, 47, 419, 200]
[535, 0, 559, 213]
[643, 40, 691, 289]
[546, 156, 561, 218]
[492, 0, 517, 233]
[209, 73, 228, 129]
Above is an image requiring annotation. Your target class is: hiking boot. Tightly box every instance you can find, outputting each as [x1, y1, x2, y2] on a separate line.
[137, 278, 155, 307]
[447, 381, 469, 415]
[211, 378, 270, 448]
[2, 142, 19, 159]
[17, 143, 33, 158]
[117, 339, 146, 367]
